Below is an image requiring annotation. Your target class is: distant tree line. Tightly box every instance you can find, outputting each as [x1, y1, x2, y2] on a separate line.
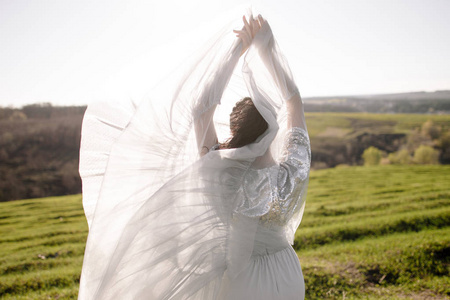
[0, 104, 85, 202]
[0, 103, 86, 120]
[304, 98, 450, 114]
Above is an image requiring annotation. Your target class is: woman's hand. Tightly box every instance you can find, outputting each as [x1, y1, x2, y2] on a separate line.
[233, 15, 264, 56]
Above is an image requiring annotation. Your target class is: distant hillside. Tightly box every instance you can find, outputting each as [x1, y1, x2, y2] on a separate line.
[0, 104, 85, 202]
[0, 101, 450, 202]
[303, 90, 450, 113]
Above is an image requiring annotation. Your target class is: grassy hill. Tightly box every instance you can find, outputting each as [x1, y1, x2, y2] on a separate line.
[306, 112, 450, 138]
[0, 165, 449, 299]
[297, 165, 449, 299]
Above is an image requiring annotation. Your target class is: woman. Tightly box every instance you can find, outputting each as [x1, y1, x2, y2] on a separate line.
[78, 14, 310, 300]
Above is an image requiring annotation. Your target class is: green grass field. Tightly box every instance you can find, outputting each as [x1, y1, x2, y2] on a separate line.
[0, 165, 449, 299]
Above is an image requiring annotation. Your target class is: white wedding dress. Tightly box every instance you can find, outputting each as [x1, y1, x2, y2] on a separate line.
[78, 16, 310, 300]
[221, 126, 309, 300]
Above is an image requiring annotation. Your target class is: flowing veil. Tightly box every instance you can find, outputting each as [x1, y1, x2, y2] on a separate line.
[78, 14, 307, 300]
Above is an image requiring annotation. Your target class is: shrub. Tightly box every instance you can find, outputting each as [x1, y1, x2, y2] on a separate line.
[388, 149, 411, 165]
[362, 146, 382, 166]
[421, 120, 441, 139]
[414, 145, 440, 164]
[436, 131, 450, 164]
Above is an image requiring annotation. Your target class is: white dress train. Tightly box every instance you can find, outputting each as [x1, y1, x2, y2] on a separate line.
[78, 15, 310, 300]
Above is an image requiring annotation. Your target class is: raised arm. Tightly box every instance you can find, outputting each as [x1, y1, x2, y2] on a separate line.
[253, 15, 307, 131]
[194, 16, 258, 156]
[193, 40, 242, 156]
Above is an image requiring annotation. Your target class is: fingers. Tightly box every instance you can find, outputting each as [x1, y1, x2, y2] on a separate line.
[257, 14, 264, 26]
[234, 14, 266, 53]
[243, 15, 250, 28]
[234, 30, 251, 43]
[242, 16, 252, 39]
[233, 28, 250, 41]
[250, 17, 259, 36]
[240, 15, 261, 37]
[257, 14, 268, 31]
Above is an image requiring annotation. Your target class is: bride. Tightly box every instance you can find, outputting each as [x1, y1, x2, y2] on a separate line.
[78, 14, 310, 300]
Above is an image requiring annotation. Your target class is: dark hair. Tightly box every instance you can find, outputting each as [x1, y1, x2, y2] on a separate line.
[219, 97, 268, 149]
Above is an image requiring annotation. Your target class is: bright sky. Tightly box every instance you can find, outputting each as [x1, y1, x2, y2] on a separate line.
[1, 0, 449, 107]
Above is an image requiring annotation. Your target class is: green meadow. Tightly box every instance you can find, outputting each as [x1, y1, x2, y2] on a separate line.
[0, 165, 449, 299]
[297, 165, 450, 299]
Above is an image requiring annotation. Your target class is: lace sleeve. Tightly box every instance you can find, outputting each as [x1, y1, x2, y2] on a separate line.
[257, 127, 311, 228]
[277, 127, 311, 201]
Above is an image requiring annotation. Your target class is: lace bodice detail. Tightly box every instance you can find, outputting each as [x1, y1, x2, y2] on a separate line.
[242, 127, 311, 227]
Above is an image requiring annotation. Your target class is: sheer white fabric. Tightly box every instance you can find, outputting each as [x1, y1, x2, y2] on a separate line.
[78, 15, 310, 300]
